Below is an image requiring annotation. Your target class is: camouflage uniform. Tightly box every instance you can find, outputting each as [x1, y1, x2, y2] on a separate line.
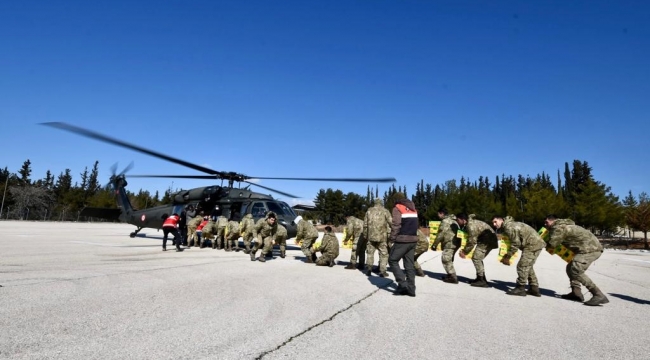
[296, 218, 319, 263]
[250, 214, 277, 262]
[274, 224, 288, 258]
[200, 219, 217, 248]
[240, 214, 255, 253]
[464, 215, 499, 280]
[548, 219, 608, 305]
[214, 216, 228, 250]
[187, 215, 203, 247]
[501, 216, 546, 288]
[226, 220, 241, 251]
[431, 214, 460, 278]
[344, 216, 366, 268]
[413, 229, 429, 277]
[363, 198, 392, 275]
[315, 232, 339, 266]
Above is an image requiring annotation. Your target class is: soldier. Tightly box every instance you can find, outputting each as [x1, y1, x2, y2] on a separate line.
[226, 213, 241, 252]
[545, 214, 608, 306]
[315, 226, 339, 267]
[180, 204, 196, 246]
[294, 215, 319, 263]
[195, 216, 209, 247]
[200, 217, 217, 249]
[186, 213, 203, 247]
[457, 214, 499, 288]
[240, 213, 255, 254]
[413, 229, 429, 277]
[250, 211, 278, 263]
[388, 193, 419, 297]
[363, 198, 392, 277]
[343, 215, 366, 270]
[492, 215, 546, 297]
[161, 213, 184, 252]
[214, 215, 228, 250]
[431, 208, 460, 284]
[274, 224, 288, 258]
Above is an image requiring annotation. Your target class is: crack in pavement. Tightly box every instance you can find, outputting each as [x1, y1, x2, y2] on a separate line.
[255, 278, 394, 359]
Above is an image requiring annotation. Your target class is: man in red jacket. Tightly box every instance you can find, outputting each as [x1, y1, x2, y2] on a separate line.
[388, 193, 418, 297]
[162, 213, 184, 252]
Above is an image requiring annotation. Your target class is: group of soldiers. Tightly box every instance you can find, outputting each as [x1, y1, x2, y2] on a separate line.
[171, 198, 609, 306]
[342, 198, 609, 306]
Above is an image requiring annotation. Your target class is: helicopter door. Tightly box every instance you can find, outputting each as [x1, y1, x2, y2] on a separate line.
[229, 202, 244, 221]
[250, 202, 267, 220]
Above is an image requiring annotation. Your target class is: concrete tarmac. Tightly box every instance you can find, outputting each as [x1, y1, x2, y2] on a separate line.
[1, 221, 649, 359]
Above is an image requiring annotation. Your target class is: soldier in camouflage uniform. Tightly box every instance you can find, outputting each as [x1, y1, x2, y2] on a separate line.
[363, 198, 392, 277]
[250, 211, 278, 263]
[343, 215, 366, 270]
[457, 214, 499, 287]
[187, 214, 203, 247]
[213, 215, 228, 250]
[315, 226, 339, 267]
[226, 214, 241, 252]
[294, 215, 319, 263]
[545, 215, 608, 306]
[274, 224, 288, 258]
[413, 229, 429, 277]
[240, 213, 255, 254]
[431, 208, 460, 284]
[492, 215, 546, 297]
[200, 217, 217, 249]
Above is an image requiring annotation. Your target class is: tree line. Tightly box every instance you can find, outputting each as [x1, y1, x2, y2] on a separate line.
[1, 159, 648, 249]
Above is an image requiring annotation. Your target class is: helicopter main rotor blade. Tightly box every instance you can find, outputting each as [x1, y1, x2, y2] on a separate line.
[243, 181, 299, 199]
[127, 175, 219, 179]
[247, 176, 397, 183]
[41, 122, 221, 176]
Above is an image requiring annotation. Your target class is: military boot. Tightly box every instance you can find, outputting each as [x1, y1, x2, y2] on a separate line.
[329, 260, 335, 267]
[584, 287, 609, 306]
[560, 286, 584, 302]
[471, 275, 489, 288]
[250, 251, 256, 262]
[527, 285, 542, 297]
[365, 268, 372, 276]
[258, 255, 266, 262]
[311, 253, 318, 262]
[506, 284, 527, 296]
[415, 268, 425, 277]
[357, 262, 365, 270]
[305, 255, 314, 264]
[280, 250, 286, 258]
[243, 245, 251, 254]
[344, 263, 356, 270]
[443, 274, 459, 284]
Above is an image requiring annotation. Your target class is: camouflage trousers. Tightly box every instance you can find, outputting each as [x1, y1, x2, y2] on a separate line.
[226, 233, 240, 250]
[251, 236, 273, 258]
[274, 236, 287, 253]
[366, 240, 388, 273]
[316, 252, 337, 266]
[471, 242, 499, 277]
[413, 244, 428, 271]
[516, 248, 542, 286]
[214, 226, 226, 248]
[567, 250, 602, 290]
[349, 234, 367, 265]
[300, 235, 318, 258]
[187, 226, 198, 245]
[242, 232, 254, 250]
[441, 242, 460, 275]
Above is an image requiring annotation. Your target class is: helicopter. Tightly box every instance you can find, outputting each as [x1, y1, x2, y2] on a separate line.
[42, 122, 396, 238]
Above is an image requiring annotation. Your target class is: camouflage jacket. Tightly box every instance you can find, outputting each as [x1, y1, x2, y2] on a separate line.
[431, 214, 458, 249]
[415, 229, 429, 254]
[319, 233, 340, 257]
[275, 224, 287, 242]
[202, 220, 217, 236]
[227, 220, 240, 235]
[188, 215, 203, 228]
[501, 216, 546, 256]
[344, 216, 364, 242]
[240, 214, 255, 235]
[463, 216, 498, 253]
[253, 217, 277, 240]
[216, 216, 228, 228]
[363, 202, 392, 242]
[296, 219, 318, 241]
[548, 219, 603, 254]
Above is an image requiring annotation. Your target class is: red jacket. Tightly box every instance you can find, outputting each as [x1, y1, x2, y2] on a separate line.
[163, 214, 180, 229]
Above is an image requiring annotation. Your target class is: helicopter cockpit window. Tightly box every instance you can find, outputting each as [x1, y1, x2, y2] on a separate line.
[265, 202, 295, 216]
[250, 203, 267, 218]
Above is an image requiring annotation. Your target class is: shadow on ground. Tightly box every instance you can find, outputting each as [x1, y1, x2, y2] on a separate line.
[609, 293, 650, 305]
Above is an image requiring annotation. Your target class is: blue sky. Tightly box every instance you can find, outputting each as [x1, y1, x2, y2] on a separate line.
[1, 0, 649, 205]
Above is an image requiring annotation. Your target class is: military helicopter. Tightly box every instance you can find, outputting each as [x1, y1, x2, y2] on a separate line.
[43, 122, 396, 238]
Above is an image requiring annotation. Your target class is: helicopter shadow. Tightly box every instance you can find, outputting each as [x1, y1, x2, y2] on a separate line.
[609, 293, 650, 305]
